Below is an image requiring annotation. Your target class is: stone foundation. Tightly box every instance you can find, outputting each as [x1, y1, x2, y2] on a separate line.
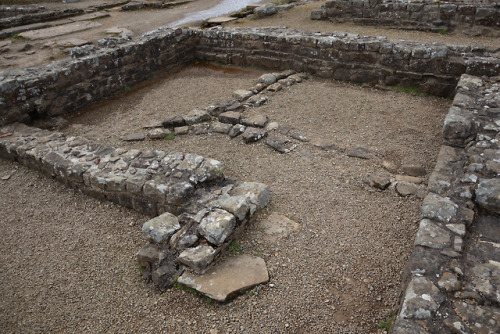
[311, 0, 500, 37]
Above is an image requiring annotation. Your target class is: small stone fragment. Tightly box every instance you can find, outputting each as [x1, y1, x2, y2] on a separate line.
[258, 73, 277, 85]
[210, 122, 232, 134]
[266, 136, 297, 153]
[148, 128, 170, 140]
[122, 133, 145, 142]
[290, 132, 309, 142]
[142, 212, 181, 243]
[218, 111, 241, 125]
[396, 181, 420, 196]
[184, 109, 211, 125]
[421, 193, 458, 222]
[228, 124, 246, 138]
[438, 272, 460, 292]
[241, 127, 267, 143]
[162, 115, 186, 128]
[267, 82, 282, 92]
[136, 243, 162, 266]
[174, 126, 189, 135]
[247, 94, 268, 107]
[363, 173, 391, 190]
[241, 114, 268, 128]
[401, 164, 426, 177]
[152, 261, 178, 289]
[233, 89, 253, 101]
[177, 244, 217, 274]
[198, 209, 236, 245]
[347, 147, 374, 159]
[395, 175, 423, 184]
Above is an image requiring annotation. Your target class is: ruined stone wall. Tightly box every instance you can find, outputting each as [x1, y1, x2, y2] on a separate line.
[0, 8, 85, 29]
[0, 4, 46, 19]
[0, 27, 196, 125]
[1, 26, 500, 126]
[311, 0, 500, 36]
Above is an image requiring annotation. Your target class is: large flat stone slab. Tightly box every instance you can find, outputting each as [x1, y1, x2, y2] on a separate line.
[177, 255, 269, 301]
[19, 21, 102, 40]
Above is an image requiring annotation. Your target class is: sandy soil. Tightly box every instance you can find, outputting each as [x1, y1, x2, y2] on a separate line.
[1, 61, 450, 333]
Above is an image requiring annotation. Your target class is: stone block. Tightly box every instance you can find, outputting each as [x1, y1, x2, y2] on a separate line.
[198, 209, 236, 245]
[476, 179, 500, 215]
[177, 244, 217, 274]
[142, 212, 180, 243]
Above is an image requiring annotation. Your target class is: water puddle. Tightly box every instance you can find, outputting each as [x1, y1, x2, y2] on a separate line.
[167, 0, 264, 28]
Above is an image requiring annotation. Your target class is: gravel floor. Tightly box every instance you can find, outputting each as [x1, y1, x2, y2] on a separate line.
[1, 63, 450, 333]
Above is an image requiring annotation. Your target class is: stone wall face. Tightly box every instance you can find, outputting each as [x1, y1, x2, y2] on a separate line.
[0, 28, 196, 126]
[312, 0, 500, 36]
[2, 26, 500, 127]
[0, 8, 84, 30]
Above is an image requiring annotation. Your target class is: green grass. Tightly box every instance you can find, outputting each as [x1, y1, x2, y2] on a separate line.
[228, 240, 242, 254]
[123, 86, 131, 92]
[438, 28, 448, 35]
[174, 282, 199, 295]
[393, 85, 428, 97]
[378, 313, 395, 332]
[164, 133, 175, 141]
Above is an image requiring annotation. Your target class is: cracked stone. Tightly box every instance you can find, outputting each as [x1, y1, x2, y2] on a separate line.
[421, 193, 458, 222]
[400, 276, 445, 319]
[476, 178, 500, 215]
[177, 244, 216, 274]
[198, 209, 236, 245]
[414, 219, 451, 249]
[438, 272, 460, 292]
[363, 173, 391, 190]
[142, 212, 181, 243]
[241, 127, 267, 143]
[183, 109, 211, 125]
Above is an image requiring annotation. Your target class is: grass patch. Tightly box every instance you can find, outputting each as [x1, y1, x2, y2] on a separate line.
[378, 313, 395, 332]
[164, 133, 175, 141]
[393, 85, 428, 97]
[228, 240, 242, 254]
[173, 282, 199, 295]
[123, 85, 131, 92]
[438, 28, 448, 35]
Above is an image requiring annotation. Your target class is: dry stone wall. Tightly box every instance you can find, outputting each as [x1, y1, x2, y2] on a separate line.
[0, 122, 270, 289]
[311, 0, 500, 36]
[2, 26, 500, 128]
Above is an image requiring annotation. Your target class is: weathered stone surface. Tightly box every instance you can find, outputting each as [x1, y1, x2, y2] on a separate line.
[219, 111, 241, 125]
[241, 114, 268, 128]
[266, 82, 282, 92]
[396, 181, 421, 197]
[206, 16, 237, 24]
[136, 243, 162, 266]
[228, 124, 246, 138]
[177, 244, 216, 274]
[19, 21, 102, 40]
[215, 195, 250, 221]
[347, 147, 374, 159]
[177, 255, 269, 301]
[142, 212, 181, 243]
[210, 122, 232, 134]
[184, 109, 211, 125]
[445, 223, 466, 236]
[162, 115, 186, 128]
[443, 106, 473, 146]
[254, 4, 278, 18]
[400, 276, 445, 319]
[147, 128, 170, 140]
[233, 89, 253, 101]
[414, 219, 451, 249]
[391, 318, 429, 334]
[122, 133, 145, 142]
[290, 132, 309, 142]
[401, 164, 426, 177]
[241, 127, 267, 143]
[152, 261, 178, 289]
[421, 193, 458, 222]
[395, 175, 423, 184]
[258, 213, 300, 242]
[231, 182, 270, 213]
[363, 173, 390, 190]
[198, 209, 236, 245]
[257, 73, 277, 85]
[454, 302, 500, 334]
[438, 272, 460, 292]
[470, 261, 500, 303]
[174, 126, 189, 135]
[475, 179, 500, 215]
[247, 94, 268, 107]
[266, 136, 296, 153]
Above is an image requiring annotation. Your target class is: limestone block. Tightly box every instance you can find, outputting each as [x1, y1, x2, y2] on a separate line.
[421, 193, 458, 222]
[142, 212, 180, 243]
[177, 244, 217, 273]
[414, 219, 451, 249]
[476, 179, 500, 215]
[400, 276, 445, 319]
[198, 209, 236, 245]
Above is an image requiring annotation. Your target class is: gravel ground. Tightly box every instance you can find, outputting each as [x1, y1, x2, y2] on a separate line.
[1, 62, 450, 333]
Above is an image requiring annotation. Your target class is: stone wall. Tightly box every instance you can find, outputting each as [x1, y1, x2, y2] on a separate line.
[0, 4, 46, 19]
[311, 0, 500, 36]
[0, 27, 196, 125]
[0, 122, 270, 288]
[391, 74, 500, 333]
[2, 26, 500, 127]
[0, 8, 85, 30]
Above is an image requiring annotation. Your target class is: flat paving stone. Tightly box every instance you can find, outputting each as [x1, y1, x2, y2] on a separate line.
[177, 255, 269, 301]
[20, 21, 102, 40]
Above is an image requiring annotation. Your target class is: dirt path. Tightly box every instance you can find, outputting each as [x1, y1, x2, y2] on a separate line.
[1, 62, 450, 333]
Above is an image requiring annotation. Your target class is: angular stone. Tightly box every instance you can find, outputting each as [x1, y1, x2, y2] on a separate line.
[198, 209, 236, 245]
[241, 127, 267, 143]
[443, 106, 473, 145]
[408, 247, 446, 276]
[363, 173, 391, 190]
[230, 182, 270, 213]
[218, 111, 241, 125]
[454, 302, 500, 333]
[311, 138, 336, 151]
[267, 82, 282, 92]
[177, 153, 204, 171]
[215, 195, 250, 221]
[470, 261, 500, 303]
[401, 164, 426, 177]
[136, 243, 162, 266]
[210, 122, 232, 134]
[257, 73, 277, 85]
[152, 261, 178, 289]
[446, 223, 466, 236]
[122, 133, 145, 142]
[142, 212, 181, 243]
[177, 255, 269, 302]
[162, 115, 186, 128]
[192, 158, 225, 184]
[177, 234, 198, 250]
[290, 132, 309, 142]
[258, 213, 300, 243]
[247, 94, 268, 107]
[177, 244, 217, 274]
[391, 318, 429, 334]
[396, 175, 423, 184]
[414, 219, 451, 249]
[228, 124, 246, 138]
[421, 193, 458, 222]
[174, 126, 189, 135]
[396, 181, 420, 196]
[476, 179, 500, 215]
[233, 89, 253, 101]
[184, 109, 211, 125]
[400, 276, 445, 319]
[254, 3, 278, 17]
[266, 136, 297, 153]
[438, 272, 460, 292]
[241, 114, 268, 128]
[147, 128, 170, 140]
[347, 147, 374, 159]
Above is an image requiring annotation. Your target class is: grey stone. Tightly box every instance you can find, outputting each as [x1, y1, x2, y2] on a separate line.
[311, 138, 336, 151]
[401, 165, 426, 177]
[147, 128, 170, 140]
[122, 133, 145, 141]
[257, 73, 277, 85]
[290, 132, 309, 142]
[445, 223, 466, 236]
[136, 243, 162, 266]
[363, 173, 391, 190]
[230, 182, 270, 213]
[421, 193, 458, 222]
[254, 3, 278, 17]
[174, 126, 189, 135]
[192, 124, 209, 135]
[347, 147, 374, 159]
[266, 122, 279, 131]
[184, 109, 211, 125]
[241, 127, 267, 143]
[177, 234, 198, 250]
[391, 318, 429, 334]
[266, 136, 296, 153]
[454, 302, 500, 334]
[214, 195, 250, 221]
[395, 175, 423, 184]
[400, 276, 445, 319]
[177, 255, 269, 302]
[177, 244, 217, 274]
[247, 94, 268, 107]
[396, 181, 421, 196]
[228, 124, 246, 138]
[438, 272, 460, 292]
[266, 82, 282, 92]
[162, 115, 186, 127]
[198, 209, 236, 245]
[414, 219, 451, 249]
[142, 212, 181, 243]
[258, 213, 300, 243]
[192, 158, 225, 184]
[233, 89, 253, 101]
[152, 261, 178, 289]
[218, 111, 241, 125]
[443, 106, 473, 144]
[470, 261, 500, 303]
[475, 179, 500, 215]
[241, 114, 268, 128]
[210, 122, 232, 134]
